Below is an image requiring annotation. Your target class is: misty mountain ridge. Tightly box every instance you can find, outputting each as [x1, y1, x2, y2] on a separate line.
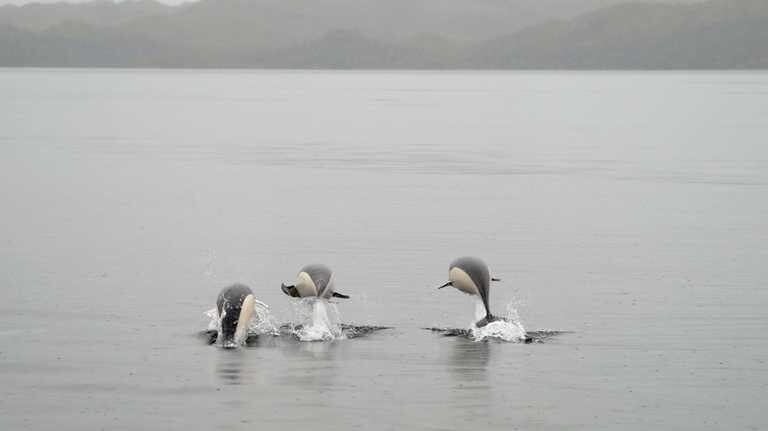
[0, 0, 765, 68]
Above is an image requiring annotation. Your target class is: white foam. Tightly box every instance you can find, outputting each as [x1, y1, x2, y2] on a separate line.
[469, 298, 528, 342]
[204, 307, 219, 332]
[248, 300, 280, 336]
[290, 297, 343, 342]
[203, 300, 279, 347]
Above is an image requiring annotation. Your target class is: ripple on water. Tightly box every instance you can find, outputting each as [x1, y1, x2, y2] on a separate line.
[199, 297, 391, 347]
[424, 299, 567, 343]
[286, 298, 391, 341]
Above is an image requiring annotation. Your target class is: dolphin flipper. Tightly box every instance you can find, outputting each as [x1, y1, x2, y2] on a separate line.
[281, 283, 300, 297]
[198, 330, 218, 345]
[332, 291, 350, 299]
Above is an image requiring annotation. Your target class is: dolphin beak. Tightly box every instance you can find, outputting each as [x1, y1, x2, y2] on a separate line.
[437, 281, 452, 289]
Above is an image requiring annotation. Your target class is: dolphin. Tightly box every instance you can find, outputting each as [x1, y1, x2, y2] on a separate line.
[280, 264, 350, 300]
[208, 283, 264, 348]
[437, 257, 502, 328]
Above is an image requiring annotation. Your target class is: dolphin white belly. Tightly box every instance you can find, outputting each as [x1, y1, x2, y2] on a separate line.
[449, 266, 479, 296]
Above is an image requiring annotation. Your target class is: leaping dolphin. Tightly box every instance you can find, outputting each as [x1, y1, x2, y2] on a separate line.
[437, 257, 502, 328]
[281, 264, 350, 300]
[211, 283, 266, 347]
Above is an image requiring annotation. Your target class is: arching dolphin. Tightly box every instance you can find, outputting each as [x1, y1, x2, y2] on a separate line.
[280, 264, 350, 300]
[215, 283, 258, 347]
[437, 257, 502, 328]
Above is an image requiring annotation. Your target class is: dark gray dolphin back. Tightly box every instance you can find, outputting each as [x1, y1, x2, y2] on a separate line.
[450, 256, 491, 315]
[216, 283, 253, 314]
[216, 283, 253, 340]
[301, 264, 333, 297]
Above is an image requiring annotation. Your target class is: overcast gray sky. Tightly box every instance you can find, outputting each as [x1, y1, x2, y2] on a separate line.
[0, 0, 704, 6]
[0, 0, 195, 5]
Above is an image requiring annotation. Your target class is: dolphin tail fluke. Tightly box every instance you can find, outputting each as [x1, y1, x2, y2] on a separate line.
[332, 292, 350, 299]
[475, 314, 501, 328]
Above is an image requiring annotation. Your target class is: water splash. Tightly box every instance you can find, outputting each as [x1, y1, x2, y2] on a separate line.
[203, 299, 279, 348]
[248, 299, 280, 336]
[204, 307, 220, 332]
[288, 298, 343, 341]
[468, 298, 528, 342]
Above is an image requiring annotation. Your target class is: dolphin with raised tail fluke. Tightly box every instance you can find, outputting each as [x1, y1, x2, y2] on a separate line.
[437, 256, 502, 328]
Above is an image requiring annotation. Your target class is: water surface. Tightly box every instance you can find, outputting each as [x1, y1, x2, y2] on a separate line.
[1, 70, 767, 430]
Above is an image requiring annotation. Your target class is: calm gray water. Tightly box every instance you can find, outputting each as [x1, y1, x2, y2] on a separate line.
[1, 70, 767, 430]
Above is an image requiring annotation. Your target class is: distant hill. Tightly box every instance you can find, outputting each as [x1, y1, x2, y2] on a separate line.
[467, 0, 768, 68]
[0, 0, 625, 42]
[1, 0, 765, 69]
[0, 0, 172, 31]
[0, 0, 621, 67]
